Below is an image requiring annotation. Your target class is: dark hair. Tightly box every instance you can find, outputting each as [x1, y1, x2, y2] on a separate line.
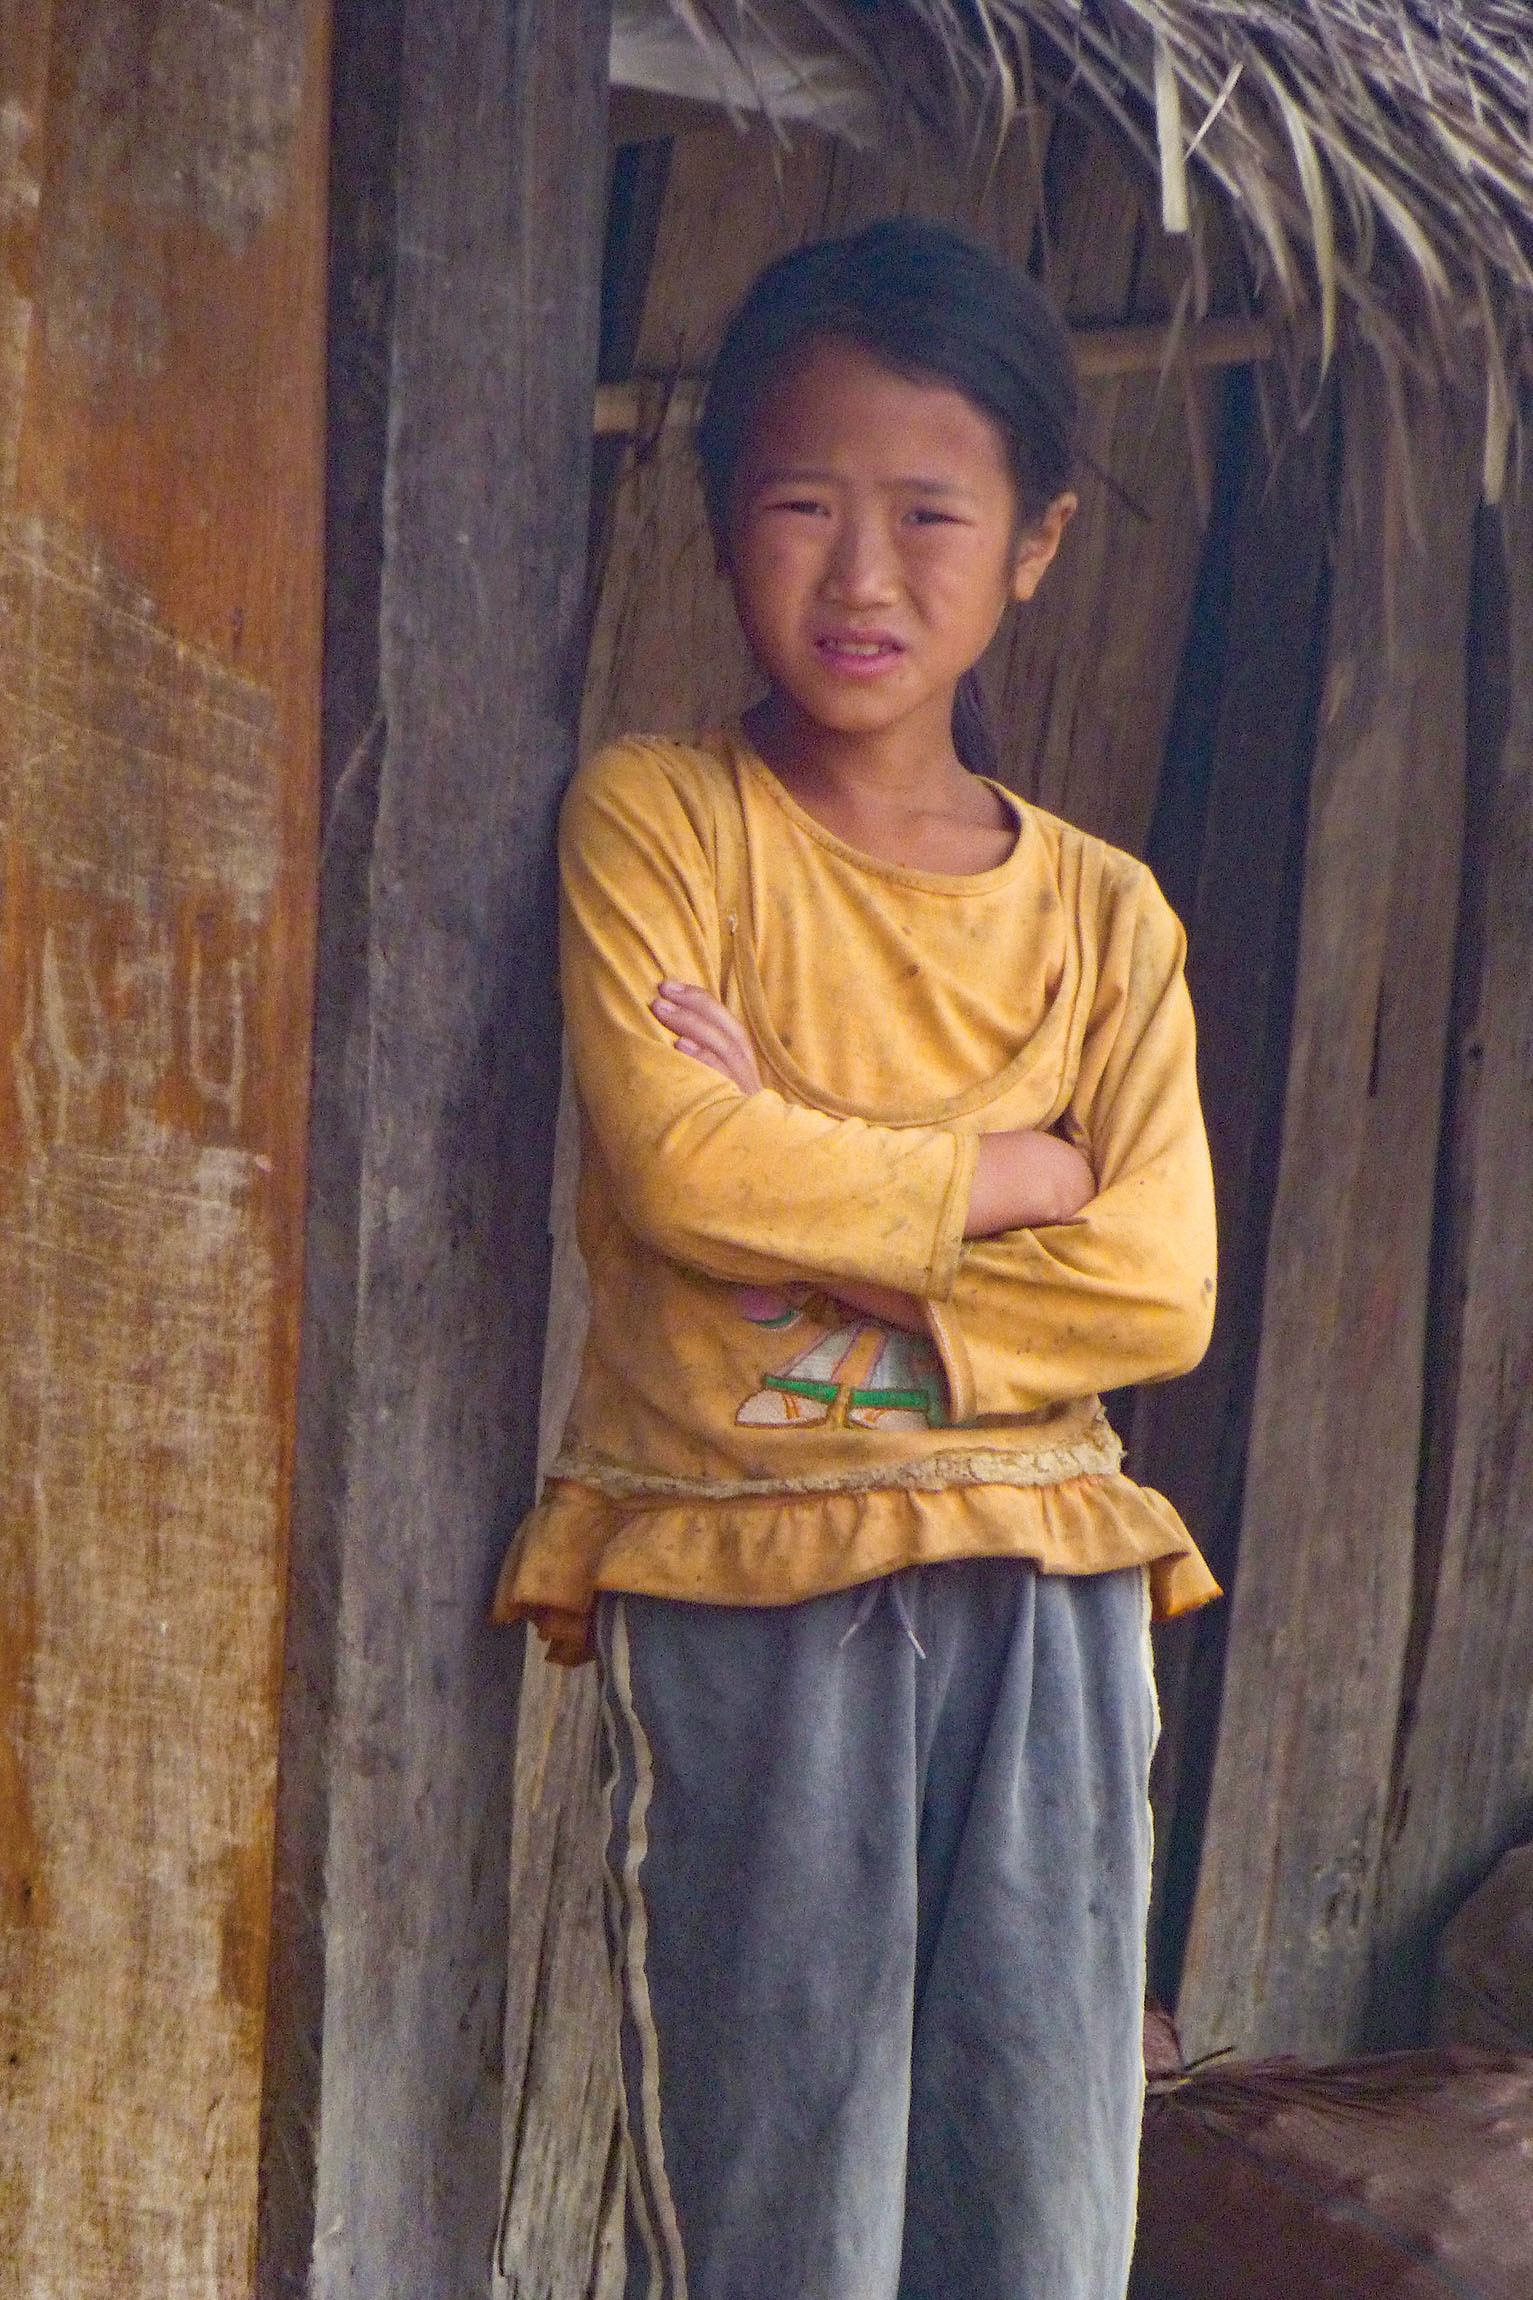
[696, 218, 1079, 776]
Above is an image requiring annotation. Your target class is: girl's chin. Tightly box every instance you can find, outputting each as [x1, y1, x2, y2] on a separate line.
[766, 663, 926, 718]
[785, 687, 942, 738]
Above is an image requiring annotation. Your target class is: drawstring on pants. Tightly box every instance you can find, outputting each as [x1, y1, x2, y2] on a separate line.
[838, 1573, 927, 1660]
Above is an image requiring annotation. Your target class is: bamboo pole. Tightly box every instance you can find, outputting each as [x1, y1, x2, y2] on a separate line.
[593, 315, 1283, 435]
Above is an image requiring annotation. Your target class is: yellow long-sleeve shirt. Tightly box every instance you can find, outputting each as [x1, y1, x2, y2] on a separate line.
[495, 727, 1221, 1663]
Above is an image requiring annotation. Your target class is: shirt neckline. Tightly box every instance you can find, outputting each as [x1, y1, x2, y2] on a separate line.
[725, 723, 1031, 897]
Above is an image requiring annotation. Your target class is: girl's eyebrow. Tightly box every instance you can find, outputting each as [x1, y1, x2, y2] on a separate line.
[753, 465, 837, 486]
[754, 466, 979, 500]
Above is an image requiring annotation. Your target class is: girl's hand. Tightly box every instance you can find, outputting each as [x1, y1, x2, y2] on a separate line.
[967, 1128, 1095, 1236]
[657, 983, 927, 1328]
[822, 1275, 927, 1335]
[652, 982, 764, 1094]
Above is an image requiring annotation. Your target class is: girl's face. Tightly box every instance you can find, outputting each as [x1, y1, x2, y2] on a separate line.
[723, 335, 1074, 754]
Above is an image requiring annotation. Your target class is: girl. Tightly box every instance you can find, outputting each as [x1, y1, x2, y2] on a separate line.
[495, 218, 1219, 2300]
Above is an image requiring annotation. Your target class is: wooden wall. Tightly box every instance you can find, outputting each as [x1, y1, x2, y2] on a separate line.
[267, 4, 614, 2297]
[1174, 367, 1481, 2056]
[16, 19, 1521, 2291]
[499, 107, 1533, 2292]
[0, 2, 329, 2294]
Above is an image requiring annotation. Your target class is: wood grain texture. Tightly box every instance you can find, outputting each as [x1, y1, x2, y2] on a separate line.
[257, 2, 402, 2283]
[493, 1058, 624, 2300]
[0, 0, 328, 2292]
[1367, 480, 1533, 2043]
[1175, 358, 1480, 2059]
[495, 1656, 625, 2300]
[1135, 370, 1339, 2002]
[304, 4, 612, 2294]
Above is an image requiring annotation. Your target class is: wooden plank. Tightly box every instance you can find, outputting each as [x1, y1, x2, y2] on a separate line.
[1175, 358, 1479, 2059]
[1134, 369, 1339, 2003]
[1367, 479, 1533, 2043]
[302, 4, 612, 2295]
[257, 0, 403, 2285]
[585, 137, 674, 652]
[494, 1655, 624, 2300]
[0, 1, 329, 2294]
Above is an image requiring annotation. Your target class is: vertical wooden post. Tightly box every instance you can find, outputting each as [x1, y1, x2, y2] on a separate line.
[1368, 477, 1533, 2041]
[1137, 371, 1339, 2003]
[299, 5, 612, 2294]
[258, 0, 403, 2283]
[0, 3, 329, 2293]
[1175, 361, 1479, 2058]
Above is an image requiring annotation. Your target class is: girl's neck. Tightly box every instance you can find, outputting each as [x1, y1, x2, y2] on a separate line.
[744, 690, 968, 804]
[741, 693, 1017, 875]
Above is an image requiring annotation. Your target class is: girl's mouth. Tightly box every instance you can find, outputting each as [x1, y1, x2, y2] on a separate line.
[814, 634, 905, 677]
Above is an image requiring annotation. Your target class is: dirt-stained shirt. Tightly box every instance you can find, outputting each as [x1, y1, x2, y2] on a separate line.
[494, 727, 1221, 1664]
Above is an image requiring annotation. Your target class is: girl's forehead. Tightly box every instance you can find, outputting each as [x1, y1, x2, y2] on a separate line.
[741, 337, 1012, 487]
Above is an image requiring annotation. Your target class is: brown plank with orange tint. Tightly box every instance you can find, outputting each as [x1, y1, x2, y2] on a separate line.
[0, 3, 328, 2293]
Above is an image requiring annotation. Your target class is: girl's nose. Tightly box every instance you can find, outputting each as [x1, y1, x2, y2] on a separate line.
[823, 511, 898, 604]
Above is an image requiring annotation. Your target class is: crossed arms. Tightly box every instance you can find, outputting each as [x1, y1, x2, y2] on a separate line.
[561, 745, 1216, 1424]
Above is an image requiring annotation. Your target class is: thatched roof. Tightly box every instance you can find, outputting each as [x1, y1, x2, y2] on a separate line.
[640, 3, 1532, 446]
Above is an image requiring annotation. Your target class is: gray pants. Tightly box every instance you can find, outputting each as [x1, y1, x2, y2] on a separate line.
[595, 1558, 1156, 2300]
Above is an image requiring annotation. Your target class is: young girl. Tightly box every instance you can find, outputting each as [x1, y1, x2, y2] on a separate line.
[495, 218, 1219, 2300]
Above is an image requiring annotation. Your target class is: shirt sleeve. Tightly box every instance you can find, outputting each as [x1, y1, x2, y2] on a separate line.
[560, 741, 976, 1298]
[925, 862, 1217, 1423]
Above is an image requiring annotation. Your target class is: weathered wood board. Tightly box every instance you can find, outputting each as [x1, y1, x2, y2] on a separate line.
[1176, 359, 1480, 2059]
[1135, 371, 1339, 1999]
[0, 1, 328, 2293]
[258, 0, 401, 2282]
[296, 4, 613, 2297]
[494, 1064, 625, 2300]
[1367, 478, 1533, 2042]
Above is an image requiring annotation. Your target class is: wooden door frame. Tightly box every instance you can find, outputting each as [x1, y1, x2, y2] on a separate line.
[260, 4, 614, 2292]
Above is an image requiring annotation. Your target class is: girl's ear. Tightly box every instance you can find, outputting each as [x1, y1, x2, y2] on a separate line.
[1011, 491, 1077, 603]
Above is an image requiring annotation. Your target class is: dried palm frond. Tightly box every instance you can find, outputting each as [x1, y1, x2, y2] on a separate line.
[1148, 2048, 1457, 2117]
[660, 2, 1533, 387]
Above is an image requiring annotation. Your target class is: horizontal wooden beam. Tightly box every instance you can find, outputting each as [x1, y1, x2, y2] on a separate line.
[593, 315, 1282, 436]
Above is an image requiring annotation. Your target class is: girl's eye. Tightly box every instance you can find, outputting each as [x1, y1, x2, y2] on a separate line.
[764, 495, 828, 517]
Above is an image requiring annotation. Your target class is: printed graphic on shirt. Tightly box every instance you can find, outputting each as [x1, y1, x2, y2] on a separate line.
[734, 1287, 948, 1431]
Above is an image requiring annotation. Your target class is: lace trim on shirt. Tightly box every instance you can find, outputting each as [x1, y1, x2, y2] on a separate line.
[547, 1426, 1125, 1504]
